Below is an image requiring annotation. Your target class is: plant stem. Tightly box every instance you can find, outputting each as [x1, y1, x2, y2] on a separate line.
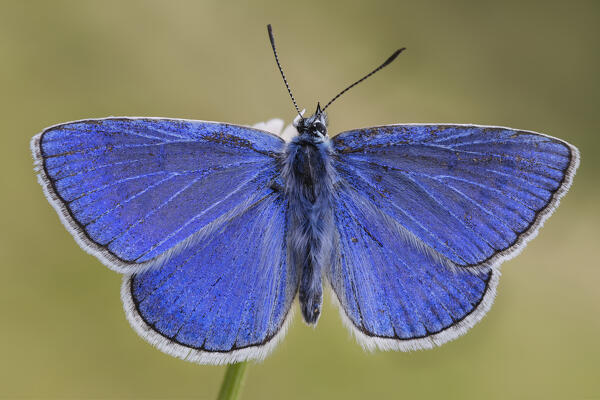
[217, 362, 248, 400]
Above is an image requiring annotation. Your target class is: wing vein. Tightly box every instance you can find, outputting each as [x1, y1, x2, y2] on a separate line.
[337, 161, 466, 264]
[83, 174, 177, 230]
[134, 166, 274, 261]
[105, 175, 205, 247]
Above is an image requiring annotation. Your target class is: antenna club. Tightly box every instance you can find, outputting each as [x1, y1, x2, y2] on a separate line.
[322, 46, 406, 112]
[267, 24, 275, 43]
[383, 48, 406, 67]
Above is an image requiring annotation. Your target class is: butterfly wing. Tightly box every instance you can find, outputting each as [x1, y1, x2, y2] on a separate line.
[329, 124, 577, 349]
[332, 124, 579, 269]
[328, 186, 498, 350]
[31, 117, 284, 273]
[121, 192, 298, 364]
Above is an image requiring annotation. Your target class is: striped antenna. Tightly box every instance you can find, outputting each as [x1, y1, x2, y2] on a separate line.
[267, 24, 303, 118]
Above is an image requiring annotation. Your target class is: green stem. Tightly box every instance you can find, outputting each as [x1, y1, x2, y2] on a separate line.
[217, 362, 248, 400]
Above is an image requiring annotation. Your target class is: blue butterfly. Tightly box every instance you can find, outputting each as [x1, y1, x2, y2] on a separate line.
[31, 25, 579, 364]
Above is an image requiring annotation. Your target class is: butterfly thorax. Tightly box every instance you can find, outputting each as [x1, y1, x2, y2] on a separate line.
[283, 110, 336, 325]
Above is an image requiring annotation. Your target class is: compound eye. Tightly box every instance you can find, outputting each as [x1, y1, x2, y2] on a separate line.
[313, 121, 326, 133]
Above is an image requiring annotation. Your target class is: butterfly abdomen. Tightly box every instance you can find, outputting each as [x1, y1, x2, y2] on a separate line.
[283, 136, 336, 325]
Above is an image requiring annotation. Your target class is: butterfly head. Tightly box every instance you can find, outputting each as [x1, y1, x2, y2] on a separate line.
[294, 103, 328, 138]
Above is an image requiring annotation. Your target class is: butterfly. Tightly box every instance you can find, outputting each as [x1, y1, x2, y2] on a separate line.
[31, 25, 579, 365]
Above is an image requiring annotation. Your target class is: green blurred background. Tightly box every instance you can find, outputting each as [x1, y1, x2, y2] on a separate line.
[1, 0, 599, 398]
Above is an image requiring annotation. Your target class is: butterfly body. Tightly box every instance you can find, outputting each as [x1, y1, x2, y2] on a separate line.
[32, 115, 579, 364]
[283, 106, 335, 324]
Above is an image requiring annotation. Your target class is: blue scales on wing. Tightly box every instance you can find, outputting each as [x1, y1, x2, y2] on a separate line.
[122, 193, 298, 364]
[32, 118, 285, 272]
[328, 186, 497, 350]
[332, 124, 579, 268]
[329, 124, 577, 348]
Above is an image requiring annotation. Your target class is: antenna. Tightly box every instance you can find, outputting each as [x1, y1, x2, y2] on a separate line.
[322, 47, 406, 111]
[267, 24, 303, 118]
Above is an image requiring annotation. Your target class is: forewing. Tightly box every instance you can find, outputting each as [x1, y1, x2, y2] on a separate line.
[328, 186, 498, 350]
[122, 192, 297, 364]
[31, 117, 284, 272]
[333, 124, 579, 268]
